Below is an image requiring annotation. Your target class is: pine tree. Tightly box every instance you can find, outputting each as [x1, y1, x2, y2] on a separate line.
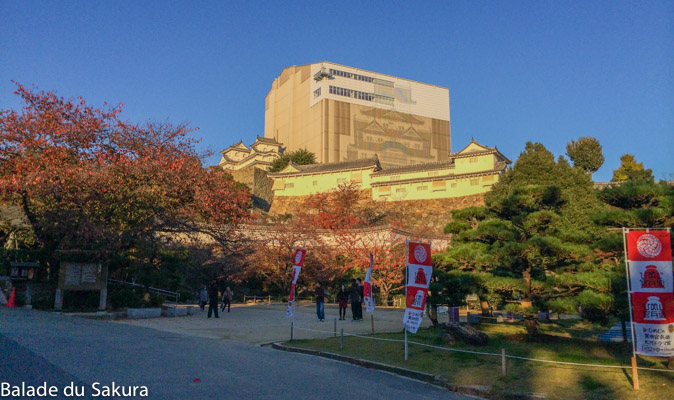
[565, 136, 605, 179]
[268, 148, 316, 172]
[435, 142, 611, 338]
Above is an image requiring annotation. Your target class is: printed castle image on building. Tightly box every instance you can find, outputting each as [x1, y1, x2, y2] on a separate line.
[218, 62, 511, 225]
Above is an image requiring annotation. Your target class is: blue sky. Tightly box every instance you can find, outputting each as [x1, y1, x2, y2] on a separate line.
[1, 1, 672, 181]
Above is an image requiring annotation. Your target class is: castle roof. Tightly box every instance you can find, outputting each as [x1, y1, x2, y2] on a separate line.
[450, 138, 512, 163]
[269, 157, 381, 177]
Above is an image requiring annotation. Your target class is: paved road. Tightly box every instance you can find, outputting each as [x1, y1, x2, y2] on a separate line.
[114, 302, 434, 343]
[0, 308, 468, 399]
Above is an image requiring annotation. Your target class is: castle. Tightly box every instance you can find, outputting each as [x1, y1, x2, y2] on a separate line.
[218, 63, 510, 231]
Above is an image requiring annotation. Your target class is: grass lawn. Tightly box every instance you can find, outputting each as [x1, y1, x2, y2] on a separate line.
[287, 321, 673, 400]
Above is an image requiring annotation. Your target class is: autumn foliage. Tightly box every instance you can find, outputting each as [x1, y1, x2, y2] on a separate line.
[0, 84, 251, 265]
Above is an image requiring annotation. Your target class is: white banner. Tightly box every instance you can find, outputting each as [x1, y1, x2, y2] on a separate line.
[633, 323, 674, 357]
[629, 261, 673, 293]
[403, 309, 423, 333]
[364, 252, 375, 313]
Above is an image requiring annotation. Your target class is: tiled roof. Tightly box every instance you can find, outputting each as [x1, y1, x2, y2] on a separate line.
[254, 136, 282, 145]
[269, 157, 381, 176]
[372, 160, 456, 176]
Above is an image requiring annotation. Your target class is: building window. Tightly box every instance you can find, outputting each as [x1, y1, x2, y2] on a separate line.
[428, 171, 439, 177]
[451, 182, 457, 188]
[483, 175, 495, 182]
[337, 178, 346, 184]
[312, 181, 318, 186]
[469, 157, 478, 163]
[417, 186, 428, 191]
[470, 178, 479, 186]
[285, 183, 294, 189]
[313, 88, 321, 98]
[396, 188, 407, 193]
[391, 175, 400, 181]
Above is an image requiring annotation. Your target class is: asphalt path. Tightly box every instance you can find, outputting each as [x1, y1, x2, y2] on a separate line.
[0, 308, 469, 400]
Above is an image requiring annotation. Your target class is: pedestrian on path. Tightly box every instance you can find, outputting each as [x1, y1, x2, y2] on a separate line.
[207, 281, 219, 318]
[349, 279, 360, 321]
[314, 282, 325, 321]
[337, 284, 348, 320]
[221, 287, 233, 312]
[199, 286, 208, 311]
[356, 278, 364, 320]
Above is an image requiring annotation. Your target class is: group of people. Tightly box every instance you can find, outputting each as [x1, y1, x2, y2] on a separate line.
[199, 281, 233, 319]
[315, 278, 365, 322]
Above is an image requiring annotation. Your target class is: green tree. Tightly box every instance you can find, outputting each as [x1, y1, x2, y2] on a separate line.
[268, 148, 316, 172]
[436, 142, 610, 338]
[611, 154, 654, 182]
[565, 136, 604, 179]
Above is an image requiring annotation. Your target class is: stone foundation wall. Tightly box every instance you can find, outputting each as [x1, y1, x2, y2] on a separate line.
[269, 191, 485, 234]
[230, 168, 275, 211]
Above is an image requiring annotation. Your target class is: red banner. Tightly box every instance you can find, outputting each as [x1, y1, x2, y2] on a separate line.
[626, 230, 672, 262]
[625, 229, 674, 357]
[293, 248, 307, 266]
[631, 293, 674, 324]
[408, 242, 431, 266]
[403, 241, 433, 333]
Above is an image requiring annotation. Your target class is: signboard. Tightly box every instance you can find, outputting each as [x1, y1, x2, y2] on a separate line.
[363, 252, 375, 313]
[55, 261, 108, 312]
[60, 262, 105, 290]
[403, 241, 432, 333]
[286, 248, 306, 319]
[625, 230, 674, 357]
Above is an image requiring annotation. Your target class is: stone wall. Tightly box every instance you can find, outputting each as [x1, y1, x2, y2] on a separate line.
[269, 191, 485, 234]
[230, 168, 275, 211]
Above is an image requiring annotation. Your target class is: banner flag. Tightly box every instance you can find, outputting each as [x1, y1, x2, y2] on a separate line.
[286, 248, 306, 319]
[364, 252, 375, 313]
[624, 230, 674, 357]
[403, 241, 432, 333]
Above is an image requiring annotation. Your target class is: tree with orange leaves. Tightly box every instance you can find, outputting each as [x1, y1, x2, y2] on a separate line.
[0, 84, 250, 276]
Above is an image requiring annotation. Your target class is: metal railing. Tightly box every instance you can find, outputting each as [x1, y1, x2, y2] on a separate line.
[107, 279, 180, 304]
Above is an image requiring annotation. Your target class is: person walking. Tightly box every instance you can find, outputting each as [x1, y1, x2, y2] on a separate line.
[314, 282, 325, 321]
[221, 287, 233, 312]
[356, 278, 364, 320]
[349, 279, 360, 321]
[207, 281, 219, 318]
[337, 284, 348, 320]
[199, 286, 208, 311]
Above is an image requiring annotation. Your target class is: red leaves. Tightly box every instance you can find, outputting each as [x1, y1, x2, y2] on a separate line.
[0, 84, 251, 252]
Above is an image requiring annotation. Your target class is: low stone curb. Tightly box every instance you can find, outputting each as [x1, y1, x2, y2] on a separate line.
[271, 342, 492, 398]
[271, 342, 548, 400]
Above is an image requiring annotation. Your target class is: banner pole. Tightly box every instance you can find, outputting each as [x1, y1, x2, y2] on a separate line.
[622, 228, 638, 390]
[404, 239, 409, 361]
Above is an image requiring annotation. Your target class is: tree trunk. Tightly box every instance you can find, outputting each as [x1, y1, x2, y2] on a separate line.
[427, 303, 439, 327]
[524, 315, 539, 340]
[479, 300, 491, 317]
